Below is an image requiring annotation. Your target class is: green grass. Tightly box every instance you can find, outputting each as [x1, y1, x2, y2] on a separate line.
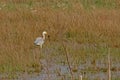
[80, 0, 117, 9]
[0, 0, 119, 11]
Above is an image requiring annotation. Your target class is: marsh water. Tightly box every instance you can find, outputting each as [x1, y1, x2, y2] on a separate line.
[1, 43, 120, 80]
[0, 57, 120, 80]
[18, 58, 120, 80]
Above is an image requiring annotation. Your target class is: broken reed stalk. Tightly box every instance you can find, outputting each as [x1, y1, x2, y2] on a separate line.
[62, 42, 74, 80]
[46, 55, 51, 80]
[79, 75, 82, 80]
[108, 48, 111, 80]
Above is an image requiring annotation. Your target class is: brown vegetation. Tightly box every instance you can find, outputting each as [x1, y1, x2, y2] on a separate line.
[0, 0, 120, 75]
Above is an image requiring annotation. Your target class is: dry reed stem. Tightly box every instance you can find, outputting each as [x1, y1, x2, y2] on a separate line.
[46, 54, 51, 80]
[108, 48, 111, 80]
[62, 42, 74, 80]
[40, 48, 51, 80]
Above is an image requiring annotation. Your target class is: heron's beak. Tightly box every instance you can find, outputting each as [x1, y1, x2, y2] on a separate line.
[48, 35, 50, 41]
[48, 35, 50, 38]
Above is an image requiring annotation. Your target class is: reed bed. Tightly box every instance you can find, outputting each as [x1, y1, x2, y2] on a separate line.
[0, 0, 120, 79]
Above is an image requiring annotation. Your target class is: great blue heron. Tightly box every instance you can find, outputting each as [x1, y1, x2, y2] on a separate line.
[34, 31, 47, 48]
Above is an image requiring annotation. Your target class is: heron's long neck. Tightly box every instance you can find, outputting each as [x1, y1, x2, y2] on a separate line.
[43, 34, 46, 40]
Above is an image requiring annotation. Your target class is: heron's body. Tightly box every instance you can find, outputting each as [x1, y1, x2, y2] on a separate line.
[34, 31, 47, 48]
[34, 37, 44, 47]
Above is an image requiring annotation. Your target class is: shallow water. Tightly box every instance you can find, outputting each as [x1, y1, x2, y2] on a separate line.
[16, 59, 120, 80]
[0, 62, 119, 80]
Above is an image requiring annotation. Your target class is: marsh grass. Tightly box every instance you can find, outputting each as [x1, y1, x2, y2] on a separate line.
[0, 0, 120, 79]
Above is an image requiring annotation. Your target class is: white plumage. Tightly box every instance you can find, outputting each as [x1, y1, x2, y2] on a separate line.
[34, 31, 47, 48]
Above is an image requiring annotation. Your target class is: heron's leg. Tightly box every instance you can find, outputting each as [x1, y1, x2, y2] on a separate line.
[39, 45, 42, 59]
[40, 45, 42, 49]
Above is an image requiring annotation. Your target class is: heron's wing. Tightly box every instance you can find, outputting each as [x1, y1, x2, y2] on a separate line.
[34, 37, 44, 45]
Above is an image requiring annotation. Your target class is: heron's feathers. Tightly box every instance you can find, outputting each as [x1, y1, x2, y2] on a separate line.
[34, 37, 44, 46]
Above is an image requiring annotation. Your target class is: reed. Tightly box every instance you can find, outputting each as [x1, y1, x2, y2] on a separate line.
[62, 42, 74, 80]
[108, 48, 111, 80]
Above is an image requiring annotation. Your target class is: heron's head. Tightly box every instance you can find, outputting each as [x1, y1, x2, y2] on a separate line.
[43, 31, 47, 35]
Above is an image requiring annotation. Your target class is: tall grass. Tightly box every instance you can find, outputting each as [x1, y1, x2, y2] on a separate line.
[0, 0, 120, 77]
